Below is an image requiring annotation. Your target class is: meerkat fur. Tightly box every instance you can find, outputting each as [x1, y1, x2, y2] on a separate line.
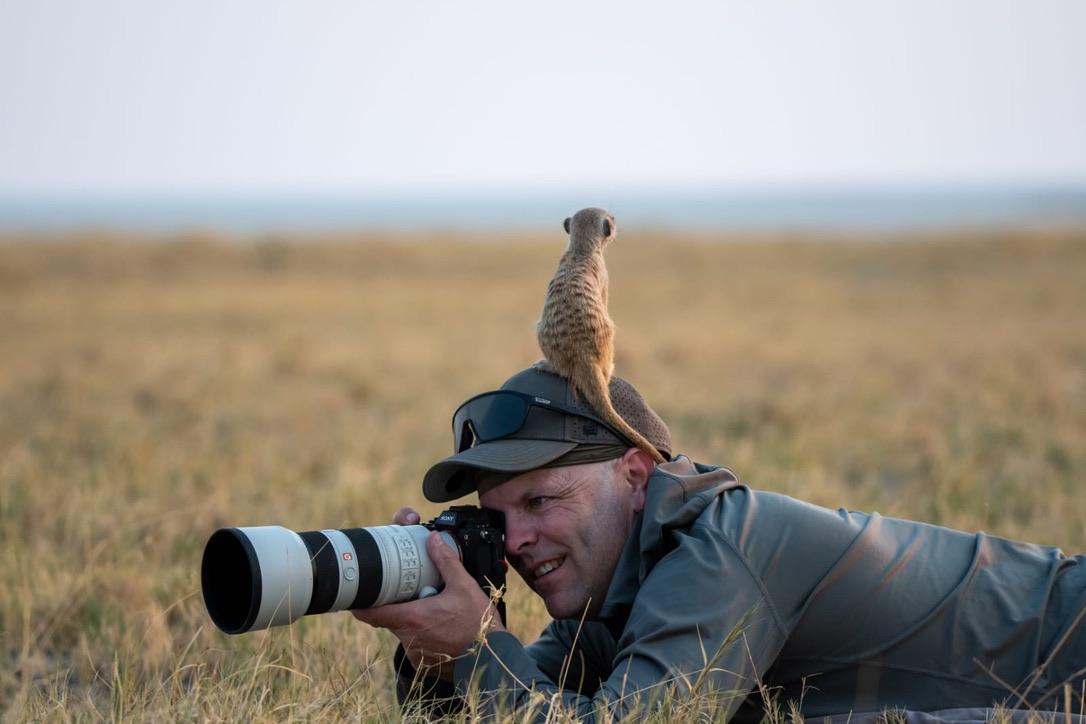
[536, 207, 667, 464]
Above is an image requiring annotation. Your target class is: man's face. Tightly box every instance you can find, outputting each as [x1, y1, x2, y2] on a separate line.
[478, 454, 647, 620]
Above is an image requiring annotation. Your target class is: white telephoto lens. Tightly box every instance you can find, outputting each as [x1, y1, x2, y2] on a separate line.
[200, 522, 463, 635]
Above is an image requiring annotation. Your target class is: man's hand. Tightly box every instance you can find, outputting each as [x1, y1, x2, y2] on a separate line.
[352, 510, 506, 681]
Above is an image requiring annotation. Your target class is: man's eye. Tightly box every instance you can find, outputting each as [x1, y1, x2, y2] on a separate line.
[527, 496, 549, 509]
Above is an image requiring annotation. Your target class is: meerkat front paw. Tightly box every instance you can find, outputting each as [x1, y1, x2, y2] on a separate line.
[531, 358, 558, 374]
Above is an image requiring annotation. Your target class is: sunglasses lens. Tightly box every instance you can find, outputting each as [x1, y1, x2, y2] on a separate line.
[452, 393, 530, 452]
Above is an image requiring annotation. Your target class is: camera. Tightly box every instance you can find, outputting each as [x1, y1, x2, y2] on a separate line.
[200, 505, 505, 634]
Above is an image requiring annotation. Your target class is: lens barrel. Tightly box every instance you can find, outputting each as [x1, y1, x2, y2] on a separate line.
[201, 524, 455, 634]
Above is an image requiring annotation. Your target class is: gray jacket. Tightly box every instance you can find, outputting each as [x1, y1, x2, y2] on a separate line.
[400, 456, 1085, 721]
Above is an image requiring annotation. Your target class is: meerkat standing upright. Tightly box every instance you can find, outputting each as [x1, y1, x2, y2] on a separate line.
[536, 207, 667, 464]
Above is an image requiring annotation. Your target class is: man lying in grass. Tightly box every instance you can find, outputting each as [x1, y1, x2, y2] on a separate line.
[353, 365, 1086, 722]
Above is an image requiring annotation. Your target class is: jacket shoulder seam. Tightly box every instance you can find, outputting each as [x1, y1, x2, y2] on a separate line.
[690, 511, 790, 639]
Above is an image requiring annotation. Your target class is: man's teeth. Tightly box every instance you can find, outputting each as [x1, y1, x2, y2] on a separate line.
[534, 558, 564, 578]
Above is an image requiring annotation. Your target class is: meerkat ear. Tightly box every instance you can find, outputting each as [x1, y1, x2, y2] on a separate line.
[563, 217, 571, 234]
[603, 218, 613, 237]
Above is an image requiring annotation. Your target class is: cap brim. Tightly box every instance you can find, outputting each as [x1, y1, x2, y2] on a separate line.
[422, 438, 578, 503]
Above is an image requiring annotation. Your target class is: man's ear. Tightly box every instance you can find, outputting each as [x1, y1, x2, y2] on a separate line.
[619, 447, 655, 512]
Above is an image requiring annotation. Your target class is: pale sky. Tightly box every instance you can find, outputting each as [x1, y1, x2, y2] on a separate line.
[2, 0, 1085, 196]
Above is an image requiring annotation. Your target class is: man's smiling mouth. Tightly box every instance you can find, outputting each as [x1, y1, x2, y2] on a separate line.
[533, 557, 565, 579]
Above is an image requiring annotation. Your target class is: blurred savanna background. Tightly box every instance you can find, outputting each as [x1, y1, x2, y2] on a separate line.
[2, 1, 1086, 721]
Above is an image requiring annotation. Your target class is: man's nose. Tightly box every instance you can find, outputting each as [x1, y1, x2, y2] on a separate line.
[503, 512, 537, 556]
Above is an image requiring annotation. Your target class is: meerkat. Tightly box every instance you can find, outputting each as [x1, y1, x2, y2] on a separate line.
[536, 207, 667, 464]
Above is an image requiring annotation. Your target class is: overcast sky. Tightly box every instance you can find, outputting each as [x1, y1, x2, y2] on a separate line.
[2, 1, 1085, 196]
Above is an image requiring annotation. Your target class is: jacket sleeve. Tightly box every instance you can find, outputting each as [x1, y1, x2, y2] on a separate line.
[393, 620, 612, 716]
[393, 619, 613, 716]
[452, 523, 790, 722]
[523, 619, 617, 696]
[392, 644, 463, 719]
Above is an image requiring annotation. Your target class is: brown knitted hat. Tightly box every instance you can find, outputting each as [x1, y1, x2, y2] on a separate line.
[422, 366, 672, 502]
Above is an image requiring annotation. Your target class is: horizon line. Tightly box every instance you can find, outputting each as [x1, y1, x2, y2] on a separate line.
[2, 186, 1085, 235]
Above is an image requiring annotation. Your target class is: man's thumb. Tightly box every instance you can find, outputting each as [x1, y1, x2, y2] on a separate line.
[427, 532, 468, 584]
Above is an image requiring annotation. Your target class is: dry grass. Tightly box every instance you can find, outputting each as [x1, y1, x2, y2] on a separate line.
[1, 226, 1084, 721]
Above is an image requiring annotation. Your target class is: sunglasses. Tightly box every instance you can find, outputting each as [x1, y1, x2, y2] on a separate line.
[451, 389, 633, 453]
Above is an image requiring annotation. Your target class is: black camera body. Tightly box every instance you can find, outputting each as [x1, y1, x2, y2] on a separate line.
[428, 505, 507, 623]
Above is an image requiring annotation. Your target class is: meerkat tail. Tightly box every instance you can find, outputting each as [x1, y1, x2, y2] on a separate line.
[572, 365, 667, 465]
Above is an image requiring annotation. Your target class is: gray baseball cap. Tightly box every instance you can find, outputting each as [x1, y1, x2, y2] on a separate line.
[422, 365, 672, 502]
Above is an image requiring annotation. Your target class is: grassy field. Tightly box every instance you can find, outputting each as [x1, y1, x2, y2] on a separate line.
[1, 226, 1084, 721]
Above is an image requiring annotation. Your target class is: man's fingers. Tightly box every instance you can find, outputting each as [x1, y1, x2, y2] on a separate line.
[351, 606, 385, 626]
[351, 600, 420, 629]
[393, 507, 421, 526]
